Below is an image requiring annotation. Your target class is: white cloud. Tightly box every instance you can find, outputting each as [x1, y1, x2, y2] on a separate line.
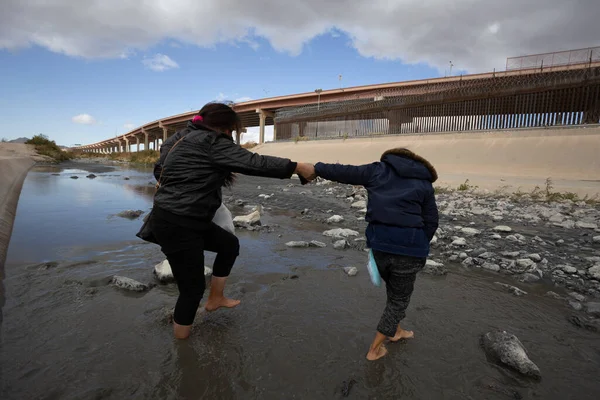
[123, 123, 135, 130]
[0, 1, 598, 72]
[72, 113, 97, 125]
[142, 53, 179, 72]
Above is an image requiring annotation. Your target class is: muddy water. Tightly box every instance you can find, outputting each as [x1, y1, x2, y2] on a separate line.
[1, 164, 599, 399]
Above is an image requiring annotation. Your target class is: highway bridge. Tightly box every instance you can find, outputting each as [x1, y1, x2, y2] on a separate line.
[74, 47, 600, 153]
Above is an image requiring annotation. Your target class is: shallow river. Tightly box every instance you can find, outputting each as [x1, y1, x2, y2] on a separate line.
[1, 163, 599, 399]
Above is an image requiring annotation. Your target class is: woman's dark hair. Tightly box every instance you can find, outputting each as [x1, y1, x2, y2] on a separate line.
[195, 102, 243, 136]
[193, 102, 242, 188]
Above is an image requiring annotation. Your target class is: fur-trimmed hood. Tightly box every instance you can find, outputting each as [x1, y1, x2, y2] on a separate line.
[380, 148, 438, 182]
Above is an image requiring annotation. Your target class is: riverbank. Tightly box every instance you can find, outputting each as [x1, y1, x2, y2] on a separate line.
[0, 143, 49, 267]
[255, 126, 600, 197]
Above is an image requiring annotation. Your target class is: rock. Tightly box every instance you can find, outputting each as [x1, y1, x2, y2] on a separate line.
[343, 266, 358, 276]
[502, 251, 521, 258]
[556, 220, 575, 229]
[490, 234, 502, 240]
[154, 260, 175, 283]
[286, 241, 310, 248]
[483, 263, 501, 272]
[459, 252, 468, 259]
[258, 193, 273, 200]
[549, 213, 565, 223]
[561, 265, 578, 274]
[586, 302, 600, 317]
[117, 210, 144, 219]
[481, 331, 540, 379]
[520, 273, 541, 283]
[430, 236, 438, 245]
[527, 253, 542, 262]
[478, 252, 494, 260]
[70, 176, 79, 179]
[587, 265, 600, 280]
[593, 236, 600, 243]
[452, 238, 467, 247]
[124, 177, 130, 180]
[567, 315, 599, 332]
[333, 240, 348, 250]
[575, 221, 598, 229]
[461, 227, 481, 236]
[234, 199, 246, 207]
[86, 174, 97, 179]
[323, 228, 359, 239]
[462, 257, 474, 266]
[307, 240, 325, 248]
[351, 200, 367, 209]
[516, 259, 535, 269]
[327, 215, 345, 224]
[495, 282, 527, 296]
[233, 206, 262, 227]
[569, 301, 583, 311]
[423, 259, 447, 275]
[569, 292, 586, 302]
[112, 276, 150, 292]
[545, 291, 563, 300]
[493, 225, 512, 232]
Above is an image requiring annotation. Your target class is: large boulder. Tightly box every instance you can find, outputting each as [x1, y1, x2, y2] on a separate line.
[323, 228, 359, 239]
[481, 330, 541, 379]
[112, 276, 151, 292]
[233, 205, 262, 228]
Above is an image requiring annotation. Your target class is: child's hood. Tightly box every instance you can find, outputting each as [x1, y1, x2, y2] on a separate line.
[380, 148, 438, 182]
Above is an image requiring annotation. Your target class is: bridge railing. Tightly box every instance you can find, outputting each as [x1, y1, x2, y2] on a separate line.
[506, 46, 600, 71]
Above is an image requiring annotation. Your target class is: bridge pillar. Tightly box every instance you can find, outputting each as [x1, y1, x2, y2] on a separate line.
[298, 121, 307, 137]
[162, 126, 168, 144]
[387, 110, 413, 134]
[256, 109, 274, 144]
[273, 123, 277, 141]
[124, 138, 130, 153]
[143, 129, 149, 150]
[136, 136, 140, 152]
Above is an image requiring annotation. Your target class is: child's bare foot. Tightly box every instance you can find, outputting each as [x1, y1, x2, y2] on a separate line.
[389, 328, 414, 342]
[366, 343, 388, 361]
[204, 297, 240, 312]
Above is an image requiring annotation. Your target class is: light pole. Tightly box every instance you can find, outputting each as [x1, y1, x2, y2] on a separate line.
[449, 61, 454, 76]
[315, 88, 323, 138]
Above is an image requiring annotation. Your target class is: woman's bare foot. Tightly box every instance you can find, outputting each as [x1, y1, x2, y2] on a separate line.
[389, 327, 414, 342]
[204, 297, 240, 312]
[366, 343, 388, 361]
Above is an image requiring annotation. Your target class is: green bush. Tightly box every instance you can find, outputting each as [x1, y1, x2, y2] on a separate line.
[25, 134, 74, 163]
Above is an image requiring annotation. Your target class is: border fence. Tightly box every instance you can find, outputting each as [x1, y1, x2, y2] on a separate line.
[273, 65, 600, 141]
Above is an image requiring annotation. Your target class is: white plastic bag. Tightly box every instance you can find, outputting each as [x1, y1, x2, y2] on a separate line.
[367, 249, 382, 287]
[212, 203, 235, 234]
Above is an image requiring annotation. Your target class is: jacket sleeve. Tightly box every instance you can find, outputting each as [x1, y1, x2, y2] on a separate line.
[153, 130, 186, 182]
[314, 162, 378, 186]
[210, 137, 297, 179]
[422, 189, 439, 241]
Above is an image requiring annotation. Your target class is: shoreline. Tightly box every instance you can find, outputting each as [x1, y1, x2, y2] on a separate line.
[0, 144, 42, 267]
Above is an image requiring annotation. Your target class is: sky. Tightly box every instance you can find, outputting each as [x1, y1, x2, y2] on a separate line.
[1, 0, 598, 146]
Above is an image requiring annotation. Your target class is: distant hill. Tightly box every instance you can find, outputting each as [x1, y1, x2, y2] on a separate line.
[8, 137, 29, 144]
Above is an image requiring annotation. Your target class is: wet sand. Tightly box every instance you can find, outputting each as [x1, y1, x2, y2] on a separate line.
[1, 165, 600, 399]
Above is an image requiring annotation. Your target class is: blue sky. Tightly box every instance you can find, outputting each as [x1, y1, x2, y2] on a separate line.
[0, 33, 442, 146]
[1, 0, 596, 146]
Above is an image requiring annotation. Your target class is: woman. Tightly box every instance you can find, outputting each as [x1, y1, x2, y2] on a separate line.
[314, 148, 439, 360]
[148, 102, 315, 339]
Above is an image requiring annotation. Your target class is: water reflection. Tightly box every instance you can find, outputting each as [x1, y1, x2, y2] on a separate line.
[6, 164, 155, 264]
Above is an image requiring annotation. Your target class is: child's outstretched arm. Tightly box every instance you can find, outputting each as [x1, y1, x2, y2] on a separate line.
[314, 162, 378, 186]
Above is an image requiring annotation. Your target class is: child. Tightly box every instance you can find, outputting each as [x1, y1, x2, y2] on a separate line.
[314, 148, 439, 361]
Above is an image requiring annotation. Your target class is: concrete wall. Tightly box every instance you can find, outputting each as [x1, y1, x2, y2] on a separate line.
[254, 126, 600, 196]
[0, 157, 35, 267]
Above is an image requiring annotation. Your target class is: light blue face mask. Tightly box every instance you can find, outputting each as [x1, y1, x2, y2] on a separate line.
[367, 249, 382, 287]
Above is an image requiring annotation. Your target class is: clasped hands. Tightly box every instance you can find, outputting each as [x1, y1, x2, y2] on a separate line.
[295, 162, 317, 183]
